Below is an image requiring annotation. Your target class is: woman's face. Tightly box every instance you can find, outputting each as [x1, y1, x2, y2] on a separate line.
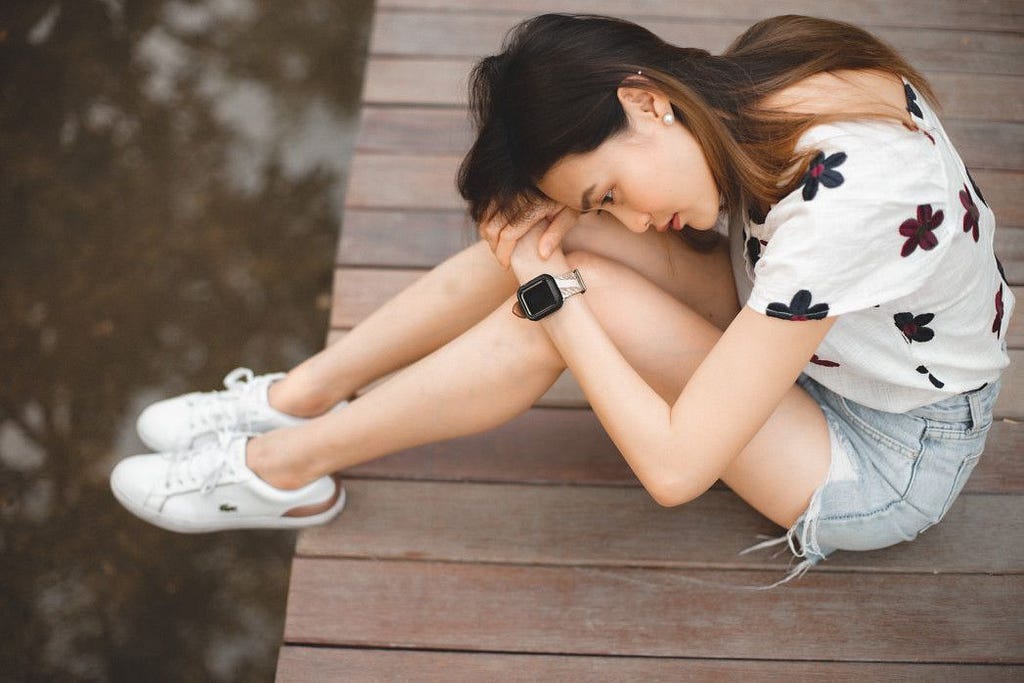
[537, 87, 720, 234]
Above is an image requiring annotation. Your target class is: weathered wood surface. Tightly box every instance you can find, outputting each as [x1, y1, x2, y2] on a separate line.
[355, 105, 1024, 171]
[281, 1, 1024, 679]
[278, 647, 1024, 683]
[285, 558, 1023, 662]
[296, 480, 1024, 573]
[338, 408, 1024, 494]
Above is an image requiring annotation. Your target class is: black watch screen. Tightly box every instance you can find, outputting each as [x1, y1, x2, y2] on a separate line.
[516, 274, 564, 321]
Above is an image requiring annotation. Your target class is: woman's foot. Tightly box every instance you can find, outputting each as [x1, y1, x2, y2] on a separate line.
[136, 367, 346, 452]
[110, 432, 345, 533]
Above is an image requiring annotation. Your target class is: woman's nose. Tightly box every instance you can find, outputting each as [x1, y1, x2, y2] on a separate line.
[618, 207, 652, 231]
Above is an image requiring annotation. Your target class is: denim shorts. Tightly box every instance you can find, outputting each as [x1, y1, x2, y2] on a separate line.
[746, 372, 1002, 584]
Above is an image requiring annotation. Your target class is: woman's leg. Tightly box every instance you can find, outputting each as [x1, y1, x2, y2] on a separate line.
[250, 219, 830, 528]
[270, 240, 519, 417]
[271, 211, 735, 417]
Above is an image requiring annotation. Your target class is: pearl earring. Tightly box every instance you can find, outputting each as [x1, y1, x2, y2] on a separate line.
[662, 112, 675, 125]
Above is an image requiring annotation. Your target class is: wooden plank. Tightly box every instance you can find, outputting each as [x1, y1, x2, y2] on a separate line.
[344, 154, 1024, 226]
[277, 646, 1024, 682]
[980, 170, 1024, 226]
[336, 212, 1023, 290]
[997, 224, 1024, 285]
[339, 408, 1024, 495]
[376, 0, 1024, 33]
[355, 106, 1024, 173]
[284, 558, 1024, 662]
[330, 267, 1024, 349]
[329, 270, 1024, 419]
[370, 11, 1024, 76]
[344, 154, 462, 209]
[362, 58, 1024, 121]
[297, 480, 1024, 573]
[338, 209, 474, 267]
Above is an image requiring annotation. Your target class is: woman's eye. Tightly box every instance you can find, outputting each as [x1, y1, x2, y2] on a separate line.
[596, 189, 614, 215]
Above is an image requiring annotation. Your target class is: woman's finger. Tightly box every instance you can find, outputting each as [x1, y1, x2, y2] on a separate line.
[479, 212, 507, 253]
[494, 216, 542, 268]
[538, 206, 578, 258]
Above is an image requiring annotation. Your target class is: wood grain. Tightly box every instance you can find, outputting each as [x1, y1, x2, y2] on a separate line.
[296, 480, 1024, 574]
[328, 267, 1024, 350]
[370, 10, 1024, 76]
[284, 558, 1024, 662]
[362, 59, 1024, 122]
[355, 105, 1024, 172]
[336, 407, 1024, 495]
[278, 646, 1024, 682]
[336, 208, 1024, 289]
[343, 153, 1024, 226]
[375, 1, 1024, 34]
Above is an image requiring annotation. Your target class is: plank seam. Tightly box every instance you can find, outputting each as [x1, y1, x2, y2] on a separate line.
[287, 551, 1024, 576]
[279, 643, 1024, 668]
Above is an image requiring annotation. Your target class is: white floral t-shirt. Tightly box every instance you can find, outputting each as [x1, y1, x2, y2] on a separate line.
[732, 80, 1014, 412]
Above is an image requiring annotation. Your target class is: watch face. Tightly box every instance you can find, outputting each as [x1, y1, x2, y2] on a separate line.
[518, 275, 563, 320]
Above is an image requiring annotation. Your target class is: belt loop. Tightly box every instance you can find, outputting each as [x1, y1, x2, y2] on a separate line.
[967, 388, 984, 433]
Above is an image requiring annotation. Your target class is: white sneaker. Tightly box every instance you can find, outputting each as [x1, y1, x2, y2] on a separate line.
[136, 367, 340, 452]
[110, 433, 346, 533]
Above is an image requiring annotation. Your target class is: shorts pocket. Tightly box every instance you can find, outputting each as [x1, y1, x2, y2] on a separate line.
[836, 396, 925, 461]
[910, 430, 989, 527]
[935, 452, 982, 522]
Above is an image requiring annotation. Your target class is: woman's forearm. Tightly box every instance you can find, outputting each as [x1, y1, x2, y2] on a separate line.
[539, 295, 699, 504]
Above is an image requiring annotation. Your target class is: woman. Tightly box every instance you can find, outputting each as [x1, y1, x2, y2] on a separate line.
[111, 14, 1013, 581]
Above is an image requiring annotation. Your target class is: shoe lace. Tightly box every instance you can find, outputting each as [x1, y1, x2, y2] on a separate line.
[164, 431, 243, 494]
[186, 367, 266, 433]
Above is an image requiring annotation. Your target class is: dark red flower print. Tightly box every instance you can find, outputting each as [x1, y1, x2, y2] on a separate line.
[960, 185, 980, 242]
[894, 312, 935, 343]
[966, 168, 987, 206]
[801, 151, 846, 201]
[905, 83, 923, 118]
[810, 354, 840, 367]
[899, 204, 944, 257]
[916, 365, 945, 389]
[994, 284, 1004, 338]
[767, 290, 830, 321]
[921, 130, 935, 145]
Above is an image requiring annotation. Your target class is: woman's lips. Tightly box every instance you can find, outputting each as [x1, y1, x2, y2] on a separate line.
[654, 213, 682, 232]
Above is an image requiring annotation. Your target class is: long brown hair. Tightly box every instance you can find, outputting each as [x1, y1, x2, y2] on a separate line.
[457, 13, 936, 234]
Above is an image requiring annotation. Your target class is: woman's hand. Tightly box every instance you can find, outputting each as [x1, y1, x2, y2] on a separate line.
[479, 202, 579, 269]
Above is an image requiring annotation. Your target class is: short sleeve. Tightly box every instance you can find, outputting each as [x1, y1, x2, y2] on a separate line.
[746, 124, 951, 320]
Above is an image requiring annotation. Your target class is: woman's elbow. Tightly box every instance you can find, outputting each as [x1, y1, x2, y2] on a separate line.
[643, 473, 703, 508]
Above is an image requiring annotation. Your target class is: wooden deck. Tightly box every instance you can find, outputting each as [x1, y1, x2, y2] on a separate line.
[278, 2, 1023, 679]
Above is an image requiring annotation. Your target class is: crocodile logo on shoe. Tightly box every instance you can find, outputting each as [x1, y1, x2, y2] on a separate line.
[219, 503, 237, 512]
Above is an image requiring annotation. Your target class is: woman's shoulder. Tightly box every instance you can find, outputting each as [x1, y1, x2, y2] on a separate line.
[760, 69, 911, 120]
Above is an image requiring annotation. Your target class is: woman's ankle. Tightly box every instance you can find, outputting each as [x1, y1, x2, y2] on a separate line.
[245, 435, 312, 491]
[267, 374, 343, 419]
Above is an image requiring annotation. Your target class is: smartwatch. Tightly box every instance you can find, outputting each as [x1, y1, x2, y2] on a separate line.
[513, 269, 587, 321]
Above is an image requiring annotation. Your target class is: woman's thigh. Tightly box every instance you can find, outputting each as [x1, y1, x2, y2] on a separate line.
[561, 212, 740, 331]
[570, 249, 831, 529]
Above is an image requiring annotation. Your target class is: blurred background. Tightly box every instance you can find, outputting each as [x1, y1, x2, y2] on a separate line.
[0, 0, 372, 679]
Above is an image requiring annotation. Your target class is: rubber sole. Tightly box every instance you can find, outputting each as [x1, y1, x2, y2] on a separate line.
[110, 480, 347, 534]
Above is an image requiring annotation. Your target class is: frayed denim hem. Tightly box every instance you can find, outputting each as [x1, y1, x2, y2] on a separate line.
[736, 423, 844, 589]
[737, 486, 833, 590]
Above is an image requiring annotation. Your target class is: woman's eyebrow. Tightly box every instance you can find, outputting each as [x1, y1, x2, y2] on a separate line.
[579, 184, 596, 211]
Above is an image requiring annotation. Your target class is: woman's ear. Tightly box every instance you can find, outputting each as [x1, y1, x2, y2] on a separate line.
[617, 86, 672, 128]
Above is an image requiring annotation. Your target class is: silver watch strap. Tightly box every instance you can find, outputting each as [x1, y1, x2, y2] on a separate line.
[552, 269, 586, 299]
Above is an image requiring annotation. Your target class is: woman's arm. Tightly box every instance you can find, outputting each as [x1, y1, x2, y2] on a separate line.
[512, 222, 834, 506]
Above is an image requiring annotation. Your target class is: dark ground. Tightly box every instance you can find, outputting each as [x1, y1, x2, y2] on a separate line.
[0, 1, 372, 679]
